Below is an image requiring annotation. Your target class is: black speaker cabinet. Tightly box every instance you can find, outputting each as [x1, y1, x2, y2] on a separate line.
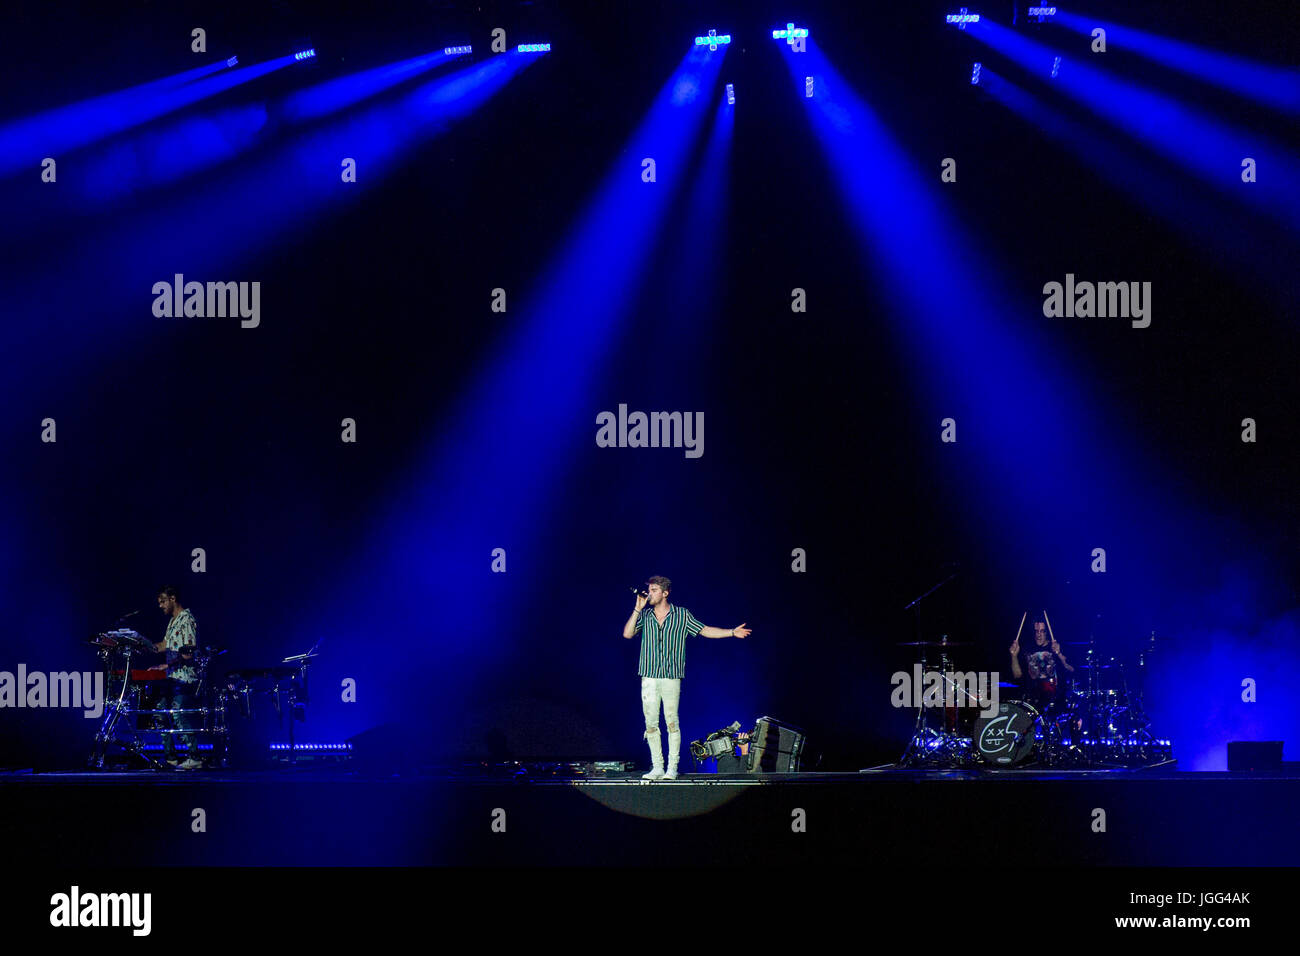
[1227, 740, 1283, 772]
[746, 716, 805, 773]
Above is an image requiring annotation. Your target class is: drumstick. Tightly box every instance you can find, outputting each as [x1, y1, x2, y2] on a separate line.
[1013, 611, 1027, 646]
[1043, 609, 1057, 645]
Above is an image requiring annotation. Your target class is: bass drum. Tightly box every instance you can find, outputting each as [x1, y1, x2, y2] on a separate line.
[974, 700, 1043, 767]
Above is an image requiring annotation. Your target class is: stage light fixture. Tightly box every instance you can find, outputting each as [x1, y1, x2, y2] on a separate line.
[294, 48, 316, 61]
[805, 76, 814, 97]
[695, 30, 731, 51]
[1028, 6, 1058, 20]
[517, 43, 551, 53]
[971, 61, 982, 84]
[1051, 55, 1061, 78]
[226, 56, 238, 67]
[726, 83, 735, 105]
[946, 8, 980, 29]
[772, 22, 810, 46]
[444, 45, 472, 56]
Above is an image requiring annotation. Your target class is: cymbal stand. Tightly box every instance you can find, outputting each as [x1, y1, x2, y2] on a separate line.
[900, 641, 943, 767]
[899, 571, 965, 768]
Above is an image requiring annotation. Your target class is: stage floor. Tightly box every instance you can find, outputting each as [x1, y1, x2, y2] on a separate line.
[2, 765, 1296, 866]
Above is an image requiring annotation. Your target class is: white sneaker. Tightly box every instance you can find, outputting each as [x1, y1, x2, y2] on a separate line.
[178, 758, 202, 770]
[641, 767, 665, 781]
[663, 767, 679, 780]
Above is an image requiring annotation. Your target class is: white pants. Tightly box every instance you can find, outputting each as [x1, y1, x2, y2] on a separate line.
[641, 677, 682, 769]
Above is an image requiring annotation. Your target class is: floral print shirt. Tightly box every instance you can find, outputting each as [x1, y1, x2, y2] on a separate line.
[164, 608, 199, 683]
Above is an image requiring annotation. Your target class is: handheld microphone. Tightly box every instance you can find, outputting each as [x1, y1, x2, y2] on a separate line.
[629, 586, 648, 599]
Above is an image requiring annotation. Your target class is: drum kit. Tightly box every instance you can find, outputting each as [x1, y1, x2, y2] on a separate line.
[87, 628, 319, 770]
[898, 629, 1173, 770]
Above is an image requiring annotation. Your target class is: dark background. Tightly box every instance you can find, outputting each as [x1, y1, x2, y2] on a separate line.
[1, 0, 1296, 772]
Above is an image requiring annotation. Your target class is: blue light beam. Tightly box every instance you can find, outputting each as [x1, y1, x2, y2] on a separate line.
[279, 45, 728, 715]
[970, 19, 1300, 232]
[780, 40, 1187, 566]
[0, 54, 535, 410]
[282, 50, 449, 123]
[1053, 11, 1300, 115]
[976, 66, 1298, 308]
[0, 57, 264, 178]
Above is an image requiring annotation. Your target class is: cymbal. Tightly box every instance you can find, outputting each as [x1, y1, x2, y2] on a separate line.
[896, 640, 972, 647]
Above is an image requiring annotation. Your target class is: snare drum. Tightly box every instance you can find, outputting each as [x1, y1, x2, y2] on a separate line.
[1031, 678, 1058, 700]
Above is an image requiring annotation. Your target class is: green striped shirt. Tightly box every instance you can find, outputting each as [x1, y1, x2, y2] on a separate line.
[635, 605, 704, 679]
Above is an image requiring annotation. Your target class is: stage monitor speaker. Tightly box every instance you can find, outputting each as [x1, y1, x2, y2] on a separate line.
[1227, 740, 1283, 772]
[747, 716, 805, 773]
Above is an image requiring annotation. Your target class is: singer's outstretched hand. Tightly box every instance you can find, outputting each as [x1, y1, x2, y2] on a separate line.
[732, 623, 751, 639]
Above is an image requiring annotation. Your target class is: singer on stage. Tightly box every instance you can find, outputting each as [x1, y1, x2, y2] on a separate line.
[622, 576, 751, 780]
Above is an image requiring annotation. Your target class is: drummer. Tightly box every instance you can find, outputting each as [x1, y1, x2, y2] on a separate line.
[1009, 617, 1074, 710]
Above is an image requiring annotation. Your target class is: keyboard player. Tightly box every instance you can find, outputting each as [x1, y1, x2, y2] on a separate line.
[150, 586, 202, 769]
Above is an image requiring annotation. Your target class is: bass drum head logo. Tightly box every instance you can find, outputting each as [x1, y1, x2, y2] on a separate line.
[974, 701, 1038, 765]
